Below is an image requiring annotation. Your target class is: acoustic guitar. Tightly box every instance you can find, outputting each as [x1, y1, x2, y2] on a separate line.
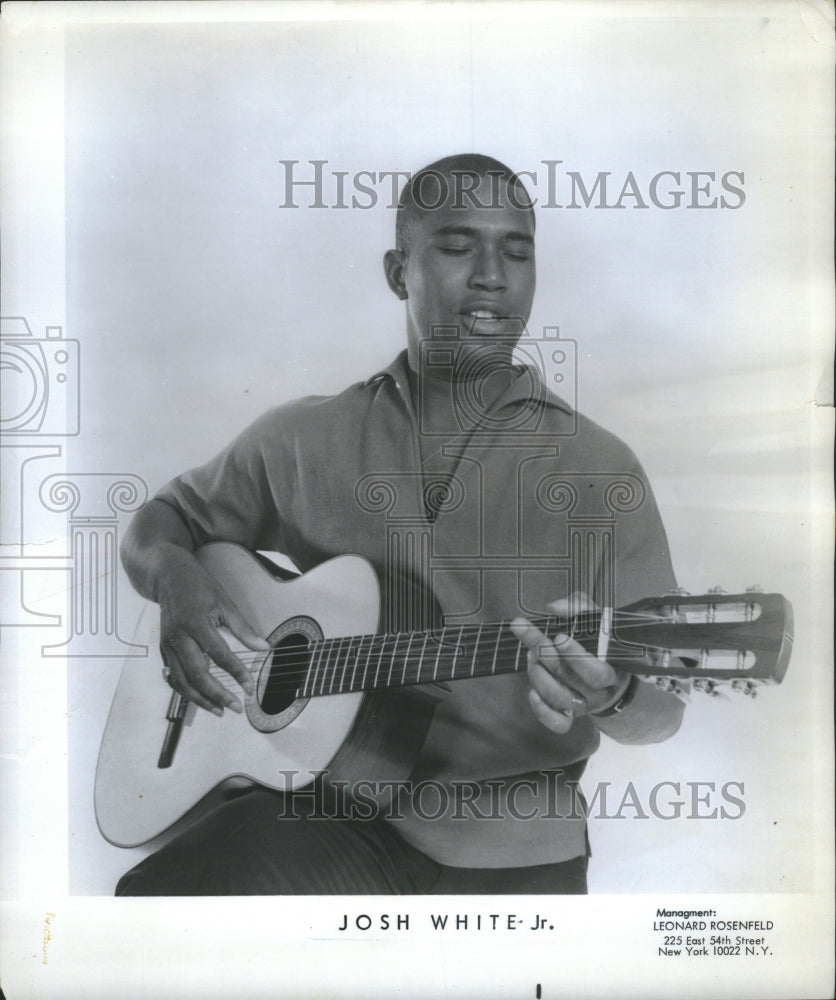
[95, 542, 793, 847]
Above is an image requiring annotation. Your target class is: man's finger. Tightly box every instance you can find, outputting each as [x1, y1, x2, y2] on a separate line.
[509, 618, 555, 658]
[527, 688, 573, 734]
[553, 639, 619, 691]
[547, 590, 599, 617]
[221, 599, 270, 653]
[163, 644, 224, 717]
[527, 655, 587, 713]
[510, 619, 592, 685]
[177, 634, 246, 713]
[199, 626, 256, 698]
[511, 616, 620, 693]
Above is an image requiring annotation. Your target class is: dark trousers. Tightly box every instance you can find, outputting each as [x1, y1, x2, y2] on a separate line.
[115, 789, 588, 896]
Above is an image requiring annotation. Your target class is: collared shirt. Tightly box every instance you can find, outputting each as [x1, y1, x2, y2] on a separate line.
[157, 350, 679, 867]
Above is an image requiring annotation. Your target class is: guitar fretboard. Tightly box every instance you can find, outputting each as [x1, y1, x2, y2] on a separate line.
[298, 615, 604, 698]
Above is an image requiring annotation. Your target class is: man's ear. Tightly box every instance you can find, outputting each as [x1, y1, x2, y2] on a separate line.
[383, 249, 408, 300]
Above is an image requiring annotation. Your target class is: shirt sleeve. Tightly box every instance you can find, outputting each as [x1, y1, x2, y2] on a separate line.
[154, 406, 291, 554]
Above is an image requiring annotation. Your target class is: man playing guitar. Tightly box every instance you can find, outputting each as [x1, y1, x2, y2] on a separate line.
[115, 154, 685, 894]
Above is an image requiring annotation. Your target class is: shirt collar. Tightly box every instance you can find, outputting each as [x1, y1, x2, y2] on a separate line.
[365, 349, 574, 416]
[364, 350, 412, 389]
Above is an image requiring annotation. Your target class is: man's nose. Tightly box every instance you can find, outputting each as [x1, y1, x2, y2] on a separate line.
[468, 247, 506, 290]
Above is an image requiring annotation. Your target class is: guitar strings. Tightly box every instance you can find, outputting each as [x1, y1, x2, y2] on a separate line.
[160, 601, 754, 690]
[214, 614, 705, 678]
[216, 608, 673, 661]
[211, 616, 664, 691]
[216, 611, 688, 669]
[177, 611, 724, 698]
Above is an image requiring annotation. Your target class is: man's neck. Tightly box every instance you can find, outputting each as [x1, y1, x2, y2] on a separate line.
[405, 359, 518, 434]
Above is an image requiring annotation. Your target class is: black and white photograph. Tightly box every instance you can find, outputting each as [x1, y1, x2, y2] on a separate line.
[1, 1, 833, 997]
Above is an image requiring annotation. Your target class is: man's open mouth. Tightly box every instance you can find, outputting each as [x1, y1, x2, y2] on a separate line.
[466, 310, 506, 320]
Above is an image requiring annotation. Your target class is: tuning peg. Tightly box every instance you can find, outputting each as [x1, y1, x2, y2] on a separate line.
[694, 679, 730, 700]
[745, 585, 764, 593]
[693, 678, 720, 698]
[655, 676, 689, 700]
[731, 679, 758, 698]
[707, 586, 726, 595]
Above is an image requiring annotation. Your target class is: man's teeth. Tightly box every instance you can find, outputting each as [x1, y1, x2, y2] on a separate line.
[469, 310, 500, 319]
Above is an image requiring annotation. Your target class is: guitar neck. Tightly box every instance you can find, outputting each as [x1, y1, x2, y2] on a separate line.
[292, 588, 792, 699]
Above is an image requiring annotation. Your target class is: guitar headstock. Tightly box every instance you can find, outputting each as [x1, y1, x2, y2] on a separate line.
[612, 589, 794, 699]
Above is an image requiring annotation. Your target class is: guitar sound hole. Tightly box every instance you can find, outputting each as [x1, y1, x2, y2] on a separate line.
[259, 632, 311, 715]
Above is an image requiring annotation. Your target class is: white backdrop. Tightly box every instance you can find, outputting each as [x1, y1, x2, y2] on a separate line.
[2, 2, 833, 998]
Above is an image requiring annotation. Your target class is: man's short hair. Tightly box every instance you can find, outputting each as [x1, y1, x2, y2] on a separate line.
[396, 153, 535, 251]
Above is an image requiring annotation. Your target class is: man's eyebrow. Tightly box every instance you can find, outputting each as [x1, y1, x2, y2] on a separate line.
[432, 225, 534, 244]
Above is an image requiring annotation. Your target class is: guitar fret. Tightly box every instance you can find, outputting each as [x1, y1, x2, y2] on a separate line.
[416, 630, 430, 684]
[300, 643, 312, 697]
[330, 639, 345, 693]
[301, 642, 311, 696]
[386, 633, 400, 688]
[306, 640, 323, 697]
[349, 635, 364, 693]
[323, 638, 333, 694]
[433, 627, 445, 681]
[450, 625, 465, 680]
[373, 635, 387, 690]
[327, 640, 337, 691]
[319, 639, 335, 695]
[312, 639, 324, 695]
[400, 632, 413, 686]
[328, 637, 345, 694]
[318, 640, 331, 694]
[360, 636, 374, 691]
[337, 636, 352, 693]
[491, 625, 502, 675]
[470, 623, 483, 677]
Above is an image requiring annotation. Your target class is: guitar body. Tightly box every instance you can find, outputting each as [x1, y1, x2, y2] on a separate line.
[95, 544, 437, 847]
